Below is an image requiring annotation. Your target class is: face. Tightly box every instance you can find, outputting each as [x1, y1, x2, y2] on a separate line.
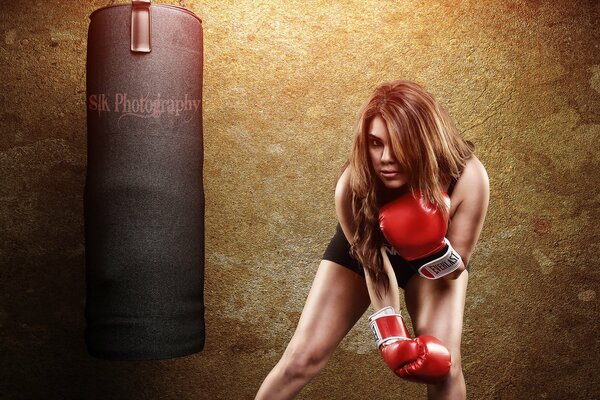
[367, 116, 408, 189]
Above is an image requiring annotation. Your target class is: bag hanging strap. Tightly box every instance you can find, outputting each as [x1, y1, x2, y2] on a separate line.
[131, 0, 151, 53]
[129, 0, 188, 53]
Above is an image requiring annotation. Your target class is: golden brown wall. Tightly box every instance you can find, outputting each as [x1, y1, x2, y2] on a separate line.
[1, 0, 598, 399]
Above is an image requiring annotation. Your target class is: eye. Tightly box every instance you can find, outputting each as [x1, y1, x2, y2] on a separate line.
[369, 138, 382, 147]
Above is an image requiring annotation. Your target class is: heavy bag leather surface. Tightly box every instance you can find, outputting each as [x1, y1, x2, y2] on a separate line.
[84, 2, 204, 360]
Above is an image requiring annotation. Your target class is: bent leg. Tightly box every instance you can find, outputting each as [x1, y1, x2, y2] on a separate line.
[255, 260, 370, 400]
[404, 271, 469, 400]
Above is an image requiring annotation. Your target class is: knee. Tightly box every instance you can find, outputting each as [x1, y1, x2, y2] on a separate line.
[445, 348, 462, 379]
[447, 357, 463, 381]
[280, 344, 329, 383]
[430, 354, 464, 391]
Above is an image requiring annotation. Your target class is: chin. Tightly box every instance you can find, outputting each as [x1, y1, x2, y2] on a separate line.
[381, 179, 406, 189]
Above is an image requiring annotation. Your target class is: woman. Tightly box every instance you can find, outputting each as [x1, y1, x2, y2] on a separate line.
[255, 80, 489, 400]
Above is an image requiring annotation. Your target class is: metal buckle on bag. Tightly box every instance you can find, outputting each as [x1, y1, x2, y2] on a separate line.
[131, 0, 151, 53]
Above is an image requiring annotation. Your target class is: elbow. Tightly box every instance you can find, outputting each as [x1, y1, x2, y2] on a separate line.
[442, 259, 467, 280]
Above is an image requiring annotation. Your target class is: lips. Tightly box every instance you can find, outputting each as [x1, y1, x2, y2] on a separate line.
[380, 170, 399, 179]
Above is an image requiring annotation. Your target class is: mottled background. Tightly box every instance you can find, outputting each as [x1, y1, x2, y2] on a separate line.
[1, 0, 598, 399]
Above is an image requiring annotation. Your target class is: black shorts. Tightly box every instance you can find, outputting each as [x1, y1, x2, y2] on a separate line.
[322, 224, 417, 289]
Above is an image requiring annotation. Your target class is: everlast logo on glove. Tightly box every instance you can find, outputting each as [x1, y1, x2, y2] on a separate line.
[418, 240, 462, 279]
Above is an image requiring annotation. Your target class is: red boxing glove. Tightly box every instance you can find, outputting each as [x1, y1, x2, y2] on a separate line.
[369, 307, 451, 384]
[379, 190, 462, 279]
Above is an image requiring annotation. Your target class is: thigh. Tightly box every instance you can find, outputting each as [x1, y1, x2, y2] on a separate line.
[286, 260, 371, 357]
[403, 271, 469, 357]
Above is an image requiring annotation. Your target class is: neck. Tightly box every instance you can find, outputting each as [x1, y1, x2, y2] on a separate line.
[378, 184, 410, 206]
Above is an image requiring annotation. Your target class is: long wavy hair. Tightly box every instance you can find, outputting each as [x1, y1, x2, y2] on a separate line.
[348, 80, 474, 293]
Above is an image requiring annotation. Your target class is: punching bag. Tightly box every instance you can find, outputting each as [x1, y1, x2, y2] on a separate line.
[84, 0, 205, 360]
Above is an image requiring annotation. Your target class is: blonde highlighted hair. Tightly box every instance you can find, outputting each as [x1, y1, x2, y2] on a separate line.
[348, 80, 474, 291]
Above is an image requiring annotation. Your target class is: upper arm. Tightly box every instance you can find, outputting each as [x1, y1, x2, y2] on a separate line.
[447, 157, 490, 266]
[335, 165, 356, 243]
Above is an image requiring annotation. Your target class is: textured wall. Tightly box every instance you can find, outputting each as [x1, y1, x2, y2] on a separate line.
[1, 0, 598, 399]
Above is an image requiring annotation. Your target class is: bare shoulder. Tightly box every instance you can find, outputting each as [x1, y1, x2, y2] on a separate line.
[334, 164, 355, 241]
[334, 164, 352, 201]
[450, 156, 489, 214]
[460, 156, 489, 190]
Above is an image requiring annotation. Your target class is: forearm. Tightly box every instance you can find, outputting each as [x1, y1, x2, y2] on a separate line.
[364, 248, 400, 311]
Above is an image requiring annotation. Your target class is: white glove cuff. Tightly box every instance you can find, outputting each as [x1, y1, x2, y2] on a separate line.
[417, 238, 462, 279]
[368, 306, 397, 321]
[368, 307, 408, 348]
[377, 336, 410, 348]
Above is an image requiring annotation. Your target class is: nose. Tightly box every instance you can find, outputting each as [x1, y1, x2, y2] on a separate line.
[381, 145, 395, 164]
